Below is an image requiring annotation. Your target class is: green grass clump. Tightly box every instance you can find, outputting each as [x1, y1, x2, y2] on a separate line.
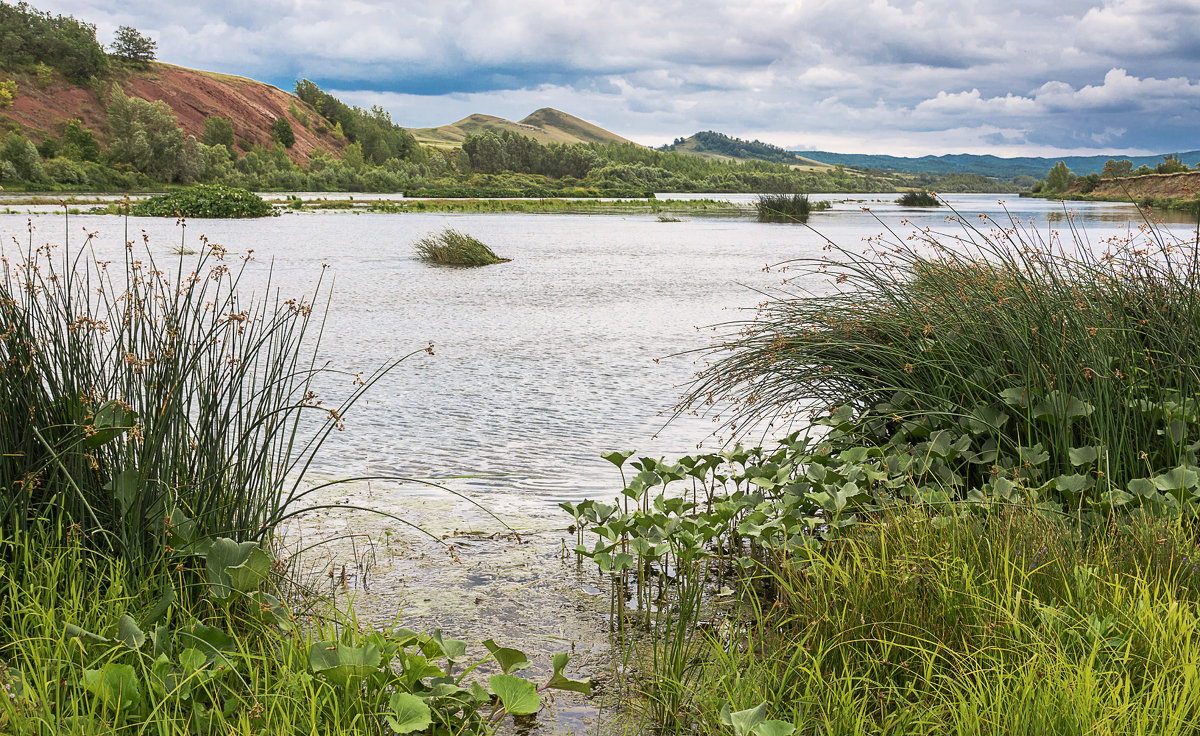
[0, 220, 394, 577]
[896, 190, 940, 206]
[130, 185, 276, 218]
[673, 507, 1200, 734]
[754, 194, 830, 223]
[414, 228, 510, 266]
[686, 210, 1200, 517]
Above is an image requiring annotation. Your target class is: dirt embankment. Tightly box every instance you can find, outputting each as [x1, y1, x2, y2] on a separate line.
[1072, 171, 1200, 202]
[1, 62, 343, 166]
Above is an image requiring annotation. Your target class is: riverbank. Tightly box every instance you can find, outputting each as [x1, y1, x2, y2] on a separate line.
[1028, 169, 1200, 212]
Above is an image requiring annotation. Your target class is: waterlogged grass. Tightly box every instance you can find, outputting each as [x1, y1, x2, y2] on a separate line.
[754, 194, 831, 223]
[896, 190, 940, 207]
[414, 229, 510, 267]
[687, 207, 1200, 520]
[0, 526, 591, 735]
[130, 185, 276, 218]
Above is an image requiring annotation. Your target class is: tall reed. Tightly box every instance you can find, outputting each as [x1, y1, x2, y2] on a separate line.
[0, 214, 402, 576]
[685, 208, 1200, 512]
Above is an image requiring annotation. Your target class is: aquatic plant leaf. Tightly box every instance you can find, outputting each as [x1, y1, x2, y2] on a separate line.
[308, 641, 382, 686]
[426, 630, 467, 662]
[1127, 478, 1157, 498]
[1018, 444, 1049, 466]
[753, 722, 797, 736]
[1069, 446, 1101, 466]
[1054, 474, 1095, 494]
[720, 701, 768, 736]
[178, 622, 234, 658]
[489, 674, 540, 715]
[203, 537, 262, 599]
[87, 401, 137, 448]
[65, 623, 109, 643]
[546, 652, 592, 695]
[386, 692, 432, 734]
[483, 639, 531, 674]
[1152, 465, 1200, 493]
[999, 387, 1029, 409]
[82, 663, 143, 715]
[226, 546, 271, 594]
[104, 469, 141, 518]
[117, 614, 145, 650]
[601, 450, 635, 468]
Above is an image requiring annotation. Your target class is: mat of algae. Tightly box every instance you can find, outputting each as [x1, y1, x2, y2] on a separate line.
[277, 479, 629, 735]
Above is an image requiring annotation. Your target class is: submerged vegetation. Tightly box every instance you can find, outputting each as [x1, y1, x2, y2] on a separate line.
[129, 184, 276, 218]
[895, 190, 939, 206]
[570, 209, 1200, 732]
[754, 193, 830, 223]
[414, 228, 510, 266]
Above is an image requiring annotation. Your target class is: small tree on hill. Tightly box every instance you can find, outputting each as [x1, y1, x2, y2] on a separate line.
[1044, 161, 1073, 193]
[270, 116, 295, 148]
[0, 79, 16, 108]
[202, 116, 235, 153]
[110, 25, 156, 68]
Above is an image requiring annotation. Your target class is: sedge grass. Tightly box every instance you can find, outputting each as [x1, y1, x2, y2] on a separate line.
[413, 228, 510, 266]
[0, 215, 407, 581]
[753, 194, 829, 223]
[656, 506, 1200, 734]
[896, 190, 940, 207]
[685, 208, 1200, 512]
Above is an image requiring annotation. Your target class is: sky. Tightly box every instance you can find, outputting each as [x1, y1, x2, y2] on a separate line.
[31, 0, 1200, 156]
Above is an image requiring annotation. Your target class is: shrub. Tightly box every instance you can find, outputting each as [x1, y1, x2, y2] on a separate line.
[896, 190, 940, 207]
[413, 228, 509, 266]
[131, 184, 276, 218]
[270, 116, 295, 148]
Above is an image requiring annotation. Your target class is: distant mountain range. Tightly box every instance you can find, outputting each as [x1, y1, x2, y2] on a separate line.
[406, 108, 635, 147]
[791, 151, 1200, 179]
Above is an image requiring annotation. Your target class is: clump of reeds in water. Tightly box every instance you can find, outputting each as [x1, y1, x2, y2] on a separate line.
[896, 190, 940, 207]
[685, 205, 1200, 513]
[754, 193, 829, 223]
[414, 228, 510, 266]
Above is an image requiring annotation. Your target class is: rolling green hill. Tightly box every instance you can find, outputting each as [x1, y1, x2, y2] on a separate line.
[408, 108, 635, 148]
[664, 131, 831, 170]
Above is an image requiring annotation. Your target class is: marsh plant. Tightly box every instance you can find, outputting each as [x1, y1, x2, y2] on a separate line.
[896, 190, 940, 207]
[413, 228, 510, 266]
[753, 194, 830, 224]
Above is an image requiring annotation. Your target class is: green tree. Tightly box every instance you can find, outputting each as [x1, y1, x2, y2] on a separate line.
[1044, 161, 1072, 193]
[269, 116, 295, 148]
[1157, 154, 1188, 174]
[201, 116, 235, 153]
[0, 131, 45, 182]
[106, 85, 187, 181]
[0, 2, 108, 82]
[1101, 159, 1132, 178]
[0, 79, 16, 108]
[109, 25, 156, 67]
[61, 119, 99, 162]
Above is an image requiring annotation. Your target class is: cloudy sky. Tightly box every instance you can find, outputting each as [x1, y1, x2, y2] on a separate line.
[33, 0, 1200, 156]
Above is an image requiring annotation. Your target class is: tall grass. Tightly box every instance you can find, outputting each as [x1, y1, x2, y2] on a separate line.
[0, 216, 402, 577]
[754, 194, 829, 223]
[685, 209, 1200, 515]
[671, 507, 1200, 734]
[895, 190, 939, 207]
[413, 228, 509, 266]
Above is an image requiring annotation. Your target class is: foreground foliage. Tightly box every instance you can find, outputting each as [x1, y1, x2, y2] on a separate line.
[572, 210, 1200, 732]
